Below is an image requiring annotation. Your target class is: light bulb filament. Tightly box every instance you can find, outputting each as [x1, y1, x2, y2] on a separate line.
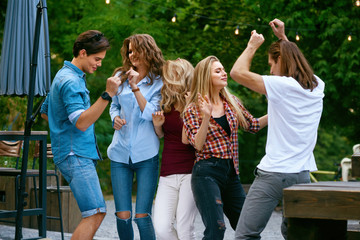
[171, 14, 177, 23]
[235, 26, 239, 35]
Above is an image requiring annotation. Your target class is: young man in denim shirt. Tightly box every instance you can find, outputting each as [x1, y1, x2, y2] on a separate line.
[41, 30, 121, 239]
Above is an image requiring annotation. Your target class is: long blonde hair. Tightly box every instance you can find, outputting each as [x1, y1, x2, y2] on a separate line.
[184, 56, 249, 129]
[160, 59, 194, 113]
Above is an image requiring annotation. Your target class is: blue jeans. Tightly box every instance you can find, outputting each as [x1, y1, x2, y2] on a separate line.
[111, 155, 159, 240]
[235, 168, 311, 240]
[191, 158, 246, 240]
[56, 155, 106, 218]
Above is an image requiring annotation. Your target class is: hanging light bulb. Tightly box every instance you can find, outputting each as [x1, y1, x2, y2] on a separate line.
[348, 33, 352, 41]
[356, 0, 360, 7]
[235, 25, 239, 35]
[171, 14, 177, 23]
[295, 32, 300, 41]
[105, 0, 110, 4]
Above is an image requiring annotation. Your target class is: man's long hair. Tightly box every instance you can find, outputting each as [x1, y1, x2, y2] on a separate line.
[269, 39, 318, 91]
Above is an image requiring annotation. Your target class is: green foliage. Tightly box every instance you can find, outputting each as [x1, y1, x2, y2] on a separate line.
[314, 126, 353, 170]
[0, 0, 359, 190]
[0, 96, 28, 130]
[94, 116, 114, 194]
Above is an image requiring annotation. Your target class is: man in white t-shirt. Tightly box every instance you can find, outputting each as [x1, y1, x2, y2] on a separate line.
[230, 19, 325, 239]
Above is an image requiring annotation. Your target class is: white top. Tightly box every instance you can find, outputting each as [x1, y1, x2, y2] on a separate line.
[258, 75, 325, 173]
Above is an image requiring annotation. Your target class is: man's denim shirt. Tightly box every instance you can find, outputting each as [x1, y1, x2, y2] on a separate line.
[41, 61, 100, 164]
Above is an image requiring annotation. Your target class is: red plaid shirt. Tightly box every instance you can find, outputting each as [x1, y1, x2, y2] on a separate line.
[183, 96, 260, 174]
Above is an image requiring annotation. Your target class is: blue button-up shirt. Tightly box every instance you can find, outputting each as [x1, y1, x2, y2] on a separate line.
[107, 73, 162, 164]
[40, 61, 100, 164]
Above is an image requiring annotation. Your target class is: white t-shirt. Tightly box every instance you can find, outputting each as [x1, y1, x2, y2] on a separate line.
[258, 75, 325, 173]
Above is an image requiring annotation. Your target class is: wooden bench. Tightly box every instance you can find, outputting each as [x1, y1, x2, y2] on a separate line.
[283, 181, 360, 240]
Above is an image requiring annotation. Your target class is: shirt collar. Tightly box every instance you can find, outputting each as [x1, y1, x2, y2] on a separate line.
[139, 75, 151, 85]
[64, 60, 86, 79]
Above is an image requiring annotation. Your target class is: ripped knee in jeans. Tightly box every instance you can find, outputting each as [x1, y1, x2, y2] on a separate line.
[135, 213, 149, 219]
[215, 198, 223, 205]
[217, 219, 226, 230]
[116, 210, 131, 220]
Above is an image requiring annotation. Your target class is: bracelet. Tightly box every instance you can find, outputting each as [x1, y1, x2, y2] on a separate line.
[132, 88, 140, 93]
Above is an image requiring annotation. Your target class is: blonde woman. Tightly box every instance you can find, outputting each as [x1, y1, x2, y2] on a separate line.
[182, 56, 267, 239]
[107, 34, 165, 240]
[152, 59, 197, 240]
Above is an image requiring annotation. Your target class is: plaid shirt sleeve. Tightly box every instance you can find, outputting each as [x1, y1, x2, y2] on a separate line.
[234, 96, 260, 133]
[183, 103, 199, 147]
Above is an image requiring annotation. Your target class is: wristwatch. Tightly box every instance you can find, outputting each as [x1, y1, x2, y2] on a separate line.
[101, 91, 112, 102]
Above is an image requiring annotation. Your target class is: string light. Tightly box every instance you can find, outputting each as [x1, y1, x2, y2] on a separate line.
[171, 14, 177, 23]
[133, 0, 356, 39]
[235, 25, 239, 35]
[348, 33, 352, 41]
[105, 0, 110, 4]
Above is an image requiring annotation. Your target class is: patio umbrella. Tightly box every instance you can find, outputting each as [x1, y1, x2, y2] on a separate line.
[0, 0, 50, 239]
[0, 0, 50, 96]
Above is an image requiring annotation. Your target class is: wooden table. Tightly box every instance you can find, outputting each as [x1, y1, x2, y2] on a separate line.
[283, 181, 360, 240]
[0, 131, 48, 239]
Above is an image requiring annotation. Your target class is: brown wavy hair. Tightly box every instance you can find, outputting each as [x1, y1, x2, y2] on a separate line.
[184, 56, 249, 130]
[269, 39, 318, 91]
[112, 34, 165, 85]
[160, 59, 194, 113]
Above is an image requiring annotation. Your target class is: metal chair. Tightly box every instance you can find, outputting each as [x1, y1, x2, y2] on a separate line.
[31, 142, 64, 240]
[0, 140, 22, 169]
[0, 140, 23, 222]
[0, 140, 64, 240]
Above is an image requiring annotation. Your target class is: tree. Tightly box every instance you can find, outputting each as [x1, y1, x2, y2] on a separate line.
[1, 0, 358, 187]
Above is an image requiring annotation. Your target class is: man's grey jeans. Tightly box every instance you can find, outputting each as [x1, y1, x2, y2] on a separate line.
[235, 168, 310, 240]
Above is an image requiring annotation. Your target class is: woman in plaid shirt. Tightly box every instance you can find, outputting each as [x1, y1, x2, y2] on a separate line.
[183, 56, 268, 240]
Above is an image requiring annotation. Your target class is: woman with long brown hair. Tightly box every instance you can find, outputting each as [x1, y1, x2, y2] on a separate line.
[107, 34, 165, 240]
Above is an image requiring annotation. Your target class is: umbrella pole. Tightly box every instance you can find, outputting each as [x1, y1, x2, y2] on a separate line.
[15, 1, 44, 239]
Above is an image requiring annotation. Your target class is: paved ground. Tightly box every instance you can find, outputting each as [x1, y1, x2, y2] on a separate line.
[0, 200, 283, 240]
